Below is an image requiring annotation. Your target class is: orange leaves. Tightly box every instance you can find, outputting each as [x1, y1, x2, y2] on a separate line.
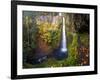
[79, 47, 89, 65]
[79, 47, 89, 54]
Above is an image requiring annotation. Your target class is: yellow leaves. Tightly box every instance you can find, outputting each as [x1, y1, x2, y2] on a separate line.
[43, 27, 47, 33]
[37, 23, 51, 44]
[36, 16, 61, 45]
[43, 32, 51, 43]
[37, 21, 59, 31]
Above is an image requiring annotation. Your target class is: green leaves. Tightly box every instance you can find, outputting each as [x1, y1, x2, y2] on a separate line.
[36, 19, 61, 49]
[66, 33, 79, 66]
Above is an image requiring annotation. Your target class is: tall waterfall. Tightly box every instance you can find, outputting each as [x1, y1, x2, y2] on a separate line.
[61, 16, 67, 52]
[52, 13, 68, 60]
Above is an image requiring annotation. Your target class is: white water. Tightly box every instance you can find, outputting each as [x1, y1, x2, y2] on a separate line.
[61, 16, 67, 52]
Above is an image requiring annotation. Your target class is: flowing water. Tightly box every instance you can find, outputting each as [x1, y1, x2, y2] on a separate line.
[61, 17, 67, 52]
[53, 13, 68, 60]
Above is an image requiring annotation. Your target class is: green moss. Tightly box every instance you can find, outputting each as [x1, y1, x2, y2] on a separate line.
[79, 33, 89, 47]
[66, 33, 79, 66]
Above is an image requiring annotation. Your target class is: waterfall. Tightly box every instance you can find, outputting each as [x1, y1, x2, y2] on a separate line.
[61, 16, 67, 52]
[53, 13, 68, 60]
